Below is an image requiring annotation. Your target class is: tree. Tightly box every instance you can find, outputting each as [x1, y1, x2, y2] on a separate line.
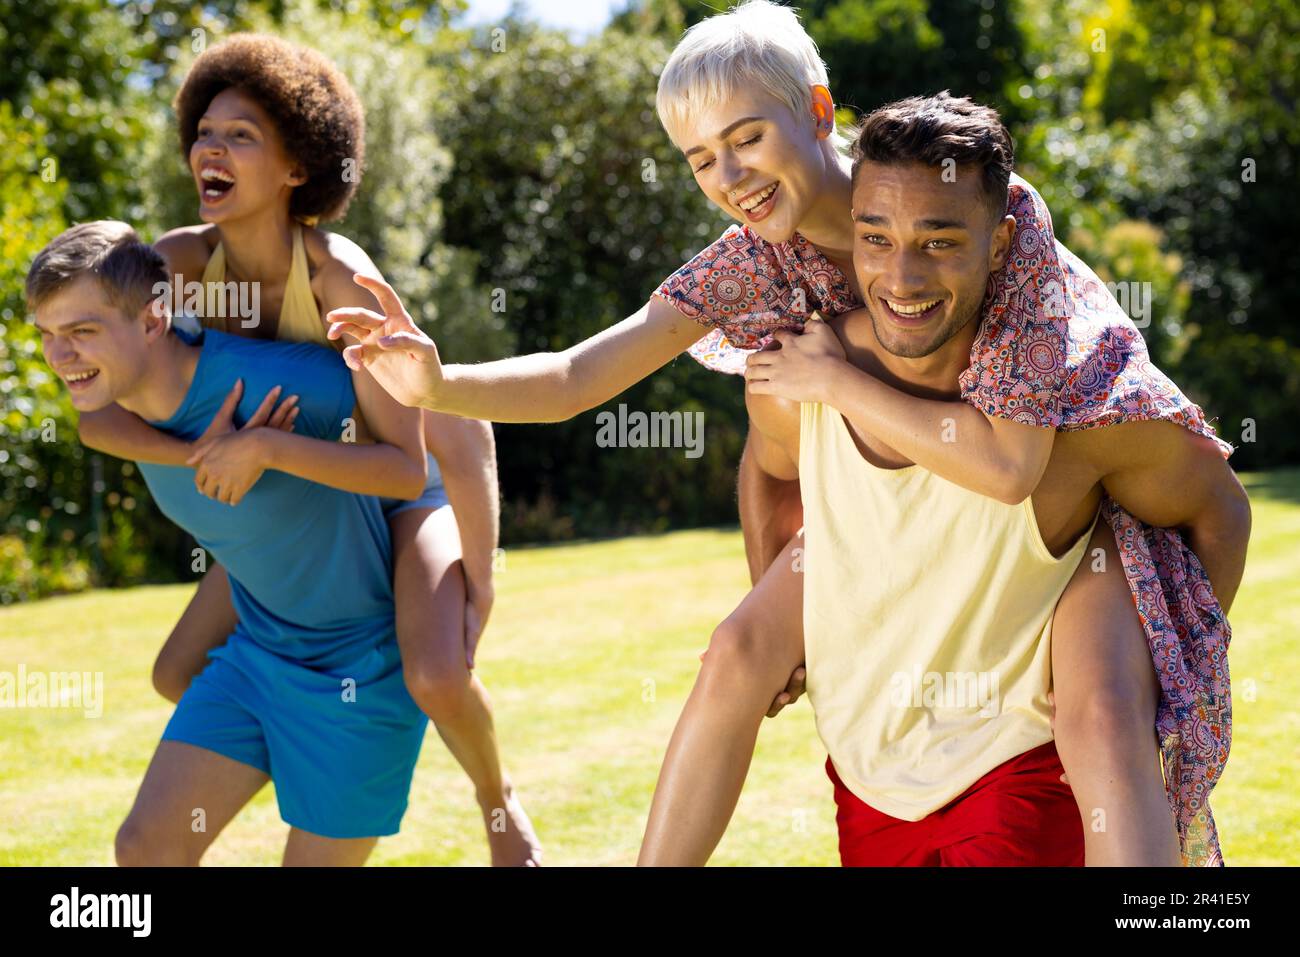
[434, 20, 748, 539]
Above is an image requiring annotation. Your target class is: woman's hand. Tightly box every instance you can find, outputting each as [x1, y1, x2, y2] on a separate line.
[325, 274, 447, 410]
[743, 316, 848, 404]
[189, 429, 275, 506]
[186, 379, 300, 506]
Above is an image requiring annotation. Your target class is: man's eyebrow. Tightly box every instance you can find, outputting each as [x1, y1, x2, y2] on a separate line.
[35, 315, 101, 333]
[916, 217, 968, 230]
[683, 116, 765, 157]
[853, 213, 969, 230]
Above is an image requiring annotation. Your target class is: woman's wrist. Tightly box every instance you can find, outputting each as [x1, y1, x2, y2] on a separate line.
[819, 355, 865, 407]
[420, 364, 453, 412]
[252, 427, 285, 470]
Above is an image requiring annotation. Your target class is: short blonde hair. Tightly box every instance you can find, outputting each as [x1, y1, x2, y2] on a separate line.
[26, 221, 167, 318]
[655, 0, 850, 154]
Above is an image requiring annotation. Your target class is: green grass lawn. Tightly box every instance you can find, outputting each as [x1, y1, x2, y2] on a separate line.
[2, 469, 1297, 866]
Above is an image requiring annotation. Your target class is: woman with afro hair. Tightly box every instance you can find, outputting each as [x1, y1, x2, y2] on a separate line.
[77, 34, 541, 866]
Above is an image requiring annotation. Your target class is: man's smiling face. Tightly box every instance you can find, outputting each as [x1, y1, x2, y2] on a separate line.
[852, 160, 1014, 359]
[34, 275, 152, 413]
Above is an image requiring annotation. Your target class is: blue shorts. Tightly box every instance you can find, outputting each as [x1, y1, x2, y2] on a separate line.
[380, 453, 449, 518]
[161, 631, 428, 839]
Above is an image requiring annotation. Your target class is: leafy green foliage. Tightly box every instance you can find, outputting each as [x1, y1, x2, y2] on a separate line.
[433, 22, 745, 539]
[0, 102, 186, 602]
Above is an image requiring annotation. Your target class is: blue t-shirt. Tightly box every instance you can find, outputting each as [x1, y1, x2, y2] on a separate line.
[139, 328, 395, 670]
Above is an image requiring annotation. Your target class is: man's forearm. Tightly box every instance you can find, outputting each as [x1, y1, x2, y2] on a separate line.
[738, 431, 802, 585]
[1183, 477, 1252, 614]
[1098, 422, 1253, 615]
[429, 417, 500, 584]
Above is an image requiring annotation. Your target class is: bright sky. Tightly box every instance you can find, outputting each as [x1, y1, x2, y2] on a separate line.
[459, 0, 624, 37]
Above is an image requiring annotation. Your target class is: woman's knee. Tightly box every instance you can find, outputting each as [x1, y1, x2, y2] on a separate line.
[115, 815, 186, 867]
[398, 578, 473, 723]
[150, 654, 189, 704]
[699, 616, 784, 696]
[1054, 678, 1158, 762]
[114, 817, 144, 867]
[404, 655, 473, 725]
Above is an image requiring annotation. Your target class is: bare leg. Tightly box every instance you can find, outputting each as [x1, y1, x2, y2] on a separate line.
[152, 564, 238, 703]
[638, 533, 806, 866]
[1052, 521, 1182, 866]
[738, 429, 803, 584]
[282, 830, 378, 867]
[389, 505, 541, 866]
[115, 740, 269, 866]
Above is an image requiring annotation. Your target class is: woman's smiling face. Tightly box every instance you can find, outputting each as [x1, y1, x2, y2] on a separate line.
[189, 87, 305, 223]
[674, 87, 832, 245]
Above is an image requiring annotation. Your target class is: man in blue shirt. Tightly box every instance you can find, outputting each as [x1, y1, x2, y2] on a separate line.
[27, 220, 427, 866]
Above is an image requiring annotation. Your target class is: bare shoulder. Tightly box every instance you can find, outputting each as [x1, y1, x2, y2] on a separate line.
[153, 224, 219, 276]
[304, 227, 378, 277]
[304, 227, 382, 311]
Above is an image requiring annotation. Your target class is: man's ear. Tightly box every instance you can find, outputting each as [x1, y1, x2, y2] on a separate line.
[140, 297, 172, 342]
[988, 213, 1016, 272]
[810, 84, 835, 138]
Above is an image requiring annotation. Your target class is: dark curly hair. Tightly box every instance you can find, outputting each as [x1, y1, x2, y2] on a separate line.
[851, 91, 1014, 218]
[174, 34, 365, 223]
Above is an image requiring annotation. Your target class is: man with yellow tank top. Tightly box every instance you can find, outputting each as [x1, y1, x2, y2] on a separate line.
[740, 104, 1249, 866]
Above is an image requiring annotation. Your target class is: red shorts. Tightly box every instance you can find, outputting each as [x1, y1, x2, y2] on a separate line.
[827, 741, 1084, 866]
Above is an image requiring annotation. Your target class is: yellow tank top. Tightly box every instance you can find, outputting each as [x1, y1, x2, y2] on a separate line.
[798, 399, 1096, 821]
[198, 223, 326, 345]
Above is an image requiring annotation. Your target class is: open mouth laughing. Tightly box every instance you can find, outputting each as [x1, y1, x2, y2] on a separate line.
[199, 165, 236, 203]
[62, 368, 101, 391]
[879, 296, 944, 326]
[736, 181, 779, 222]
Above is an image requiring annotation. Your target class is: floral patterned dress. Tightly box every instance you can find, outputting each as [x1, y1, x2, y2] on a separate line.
[654, 173, 1233, 867]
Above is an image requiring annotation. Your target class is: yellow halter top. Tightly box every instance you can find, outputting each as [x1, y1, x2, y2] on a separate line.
[198, 223, 326, 346]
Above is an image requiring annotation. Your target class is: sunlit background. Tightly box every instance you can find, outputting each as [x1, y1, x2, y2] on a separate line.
[1, 0, 1296, 866]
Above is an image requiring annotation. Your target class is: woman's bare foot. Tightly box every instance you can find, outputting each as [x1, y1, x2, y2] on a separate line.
[480, 781, 542, 866]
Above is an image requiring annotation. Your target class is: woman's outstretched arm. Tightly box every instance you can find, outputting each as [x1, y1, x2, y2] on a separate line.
[326, 276, 708, 422]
